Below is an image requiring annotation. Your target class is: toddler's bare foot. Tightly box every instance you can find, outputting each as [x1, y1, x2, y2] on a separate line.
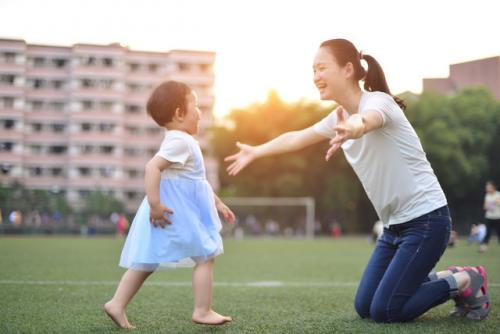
[104, 301, 135, 329]
[192, 309, 232, 325]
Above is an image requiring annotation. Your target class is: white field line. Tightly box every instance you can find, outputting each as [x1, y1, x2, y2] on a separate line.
[0, 280, 499, 288]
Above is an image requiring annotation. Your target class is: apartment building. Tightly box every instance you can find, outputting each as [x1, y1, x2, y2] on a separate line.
[423, 56, 500, 100]
[0, 38, 218, 211]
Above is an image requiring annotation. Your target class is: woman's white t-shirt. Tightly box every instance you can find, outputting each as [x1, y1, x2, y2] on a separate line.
[313, 91, 447, 226]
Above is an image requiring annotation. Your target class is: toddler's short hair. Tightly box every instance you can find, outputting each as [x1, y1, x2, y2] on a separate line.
[146, 81, 191, 126]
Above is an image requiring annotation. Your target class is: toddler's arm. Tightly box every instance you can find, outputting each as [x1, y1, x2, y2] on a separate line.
[213, 193, 236, 224]
[145, 156, 173, 227]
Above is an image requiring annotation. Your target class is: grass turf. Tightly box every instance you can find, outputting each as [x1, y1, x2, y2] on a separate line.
[0, 236, 498, 333]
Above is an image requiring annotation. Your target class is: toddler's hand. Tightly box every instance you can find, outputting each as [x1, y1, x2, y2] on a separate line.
[149, 203, 174, 228]
[216, 202, 236, 225]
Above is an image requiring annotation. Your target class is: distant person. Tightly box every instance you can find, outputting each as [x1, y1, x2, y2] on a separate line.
[468, 223, 487, 246]
[116, 214, 129, 238]
[9, 210, 22, 225]
[225, 38, 489, 322]
[480, 180, 500, 252]
[447, 230, 458, 247]
[331, 221, 342, 238]
[104, 81, 235, 329]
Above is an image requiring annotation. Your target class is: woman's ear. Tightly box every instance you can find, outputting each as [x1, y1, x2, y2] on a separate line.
[344, 62, 355, 79]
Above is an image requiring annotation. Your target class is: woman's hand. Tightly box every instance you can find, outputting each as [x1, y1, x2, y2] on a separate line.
[225, 142, 257, 176]
[325, 107, 365, 161]
[149, 203, 174, 228]
[216, 201, 236, 224]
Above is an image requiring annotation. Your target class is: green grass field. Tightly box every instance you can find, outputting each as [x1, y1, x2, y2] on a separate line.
[0, 236, 498, 334]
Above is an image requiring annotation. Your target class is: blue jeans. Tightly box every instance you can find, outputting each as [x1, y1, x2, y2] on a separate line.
[354, 205, 452, 323]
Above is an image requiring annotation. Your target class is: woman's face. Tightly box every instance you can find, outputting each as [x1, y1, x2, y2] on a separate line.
[486, 182, 496, 193]
[313, 47, 345, 100]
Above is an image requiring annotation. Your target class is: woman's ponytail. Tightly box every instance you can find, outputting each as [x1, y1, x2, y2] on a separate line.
[321, 39, 406, 110]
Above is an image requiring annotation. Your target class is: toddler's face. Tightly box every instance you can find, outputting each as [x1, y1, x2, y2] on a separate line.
[183, 91, 201, 135]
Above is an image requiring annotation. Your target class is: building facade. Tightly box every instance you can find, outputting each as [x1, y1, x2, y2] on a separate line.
[423, 56, 500, 99]
[0, 38, 218, 211]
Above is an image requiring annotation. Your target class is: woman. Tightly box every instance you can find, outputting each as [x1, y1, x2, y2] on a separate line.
[225, 38, 489, 322]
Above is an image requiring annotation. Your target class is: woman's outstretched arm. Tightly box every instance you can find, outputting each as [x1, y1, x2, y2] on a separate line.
[225, 127, 326, 176]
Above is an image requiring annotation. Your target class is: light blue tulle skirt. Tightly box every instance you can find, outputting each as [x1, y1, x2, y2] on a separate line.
[119, 178, 223, 271]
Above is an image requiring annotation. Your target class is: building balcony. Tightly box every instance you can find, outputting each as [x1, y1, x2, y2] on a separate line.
[0, 152, 23, 163]
[71, 88, 123, 100]
[166, 72, 215, 85]
[26, 67, 69, 77]
[25, 88, 69, 99]
[24, 154, 67, 164]
[69, 132, 122, 144]
[69, 111, 122, 122]
[22, 176, 67, 189]
[24, 132, 68, 143]
[67, 177, 125, 189]
[0, 108, 22, 116]
[0, 63, 25, 73]
[0, 129, 23, 141]
[24, 111, 66, 121]
[72, 65, 124, 78]
[69, 154, 122, 165]
[0, 85, 24, 96]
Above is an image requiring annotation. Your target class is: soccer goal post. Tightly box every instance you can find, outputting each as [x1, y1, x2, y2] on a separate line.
[221, 197, 316, 238]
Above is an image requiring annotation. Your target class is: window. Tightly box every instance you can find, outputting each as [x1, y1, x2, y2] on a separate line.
[82, 100, 93, 110]
[99, 123, 114, 132]
[178, 63, 190, 71]
[200, 63, 212, 73]
[2, 52, 17, 63]
[52, 80, 64, 89]
[125, 104, 141, 113]
[49, 145, 67, 154]
[52, 58, 68, 68]
[32, 123, 43, 132]
[81, 123, 92, 131]
[1, 97, 15, 108]
[30, 144, 42, 154]
[3, 119, 15, 129]
[51, 168, 63, 176]
[129, 63, 139, 72]
[148, 63, 158, 72]
[78, 167, 91, 176]
[99, 167, 113, 177]
[50, 102, 65, 111]
[78, 189, 90, 198]
[100, 101, 113, 110]
[33, 57, 45, 67]
[52, 124, 65, 133]
[100, 145, 114, 154]
[0, 74, 15, 85]
[30, 100, 43, 110]
[103, 58, 113, 67]
[126, 191, 139, 200]
[127, 169, 139, 178]
[1, 142, 14, 152]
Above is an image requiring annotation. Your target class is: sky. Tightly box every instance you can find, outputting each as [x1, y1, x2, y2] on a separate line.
[0, 0, 499, 118]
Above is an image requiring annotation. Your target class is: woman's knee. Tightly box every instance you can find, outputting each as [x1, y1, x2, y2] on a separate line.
[369, 301, 391, 323]
[354, 296, 371, 319]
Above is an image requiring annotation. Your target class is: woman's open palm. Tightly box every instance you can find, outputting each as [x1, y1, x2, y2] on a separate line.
[225, 142, 256, 176]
